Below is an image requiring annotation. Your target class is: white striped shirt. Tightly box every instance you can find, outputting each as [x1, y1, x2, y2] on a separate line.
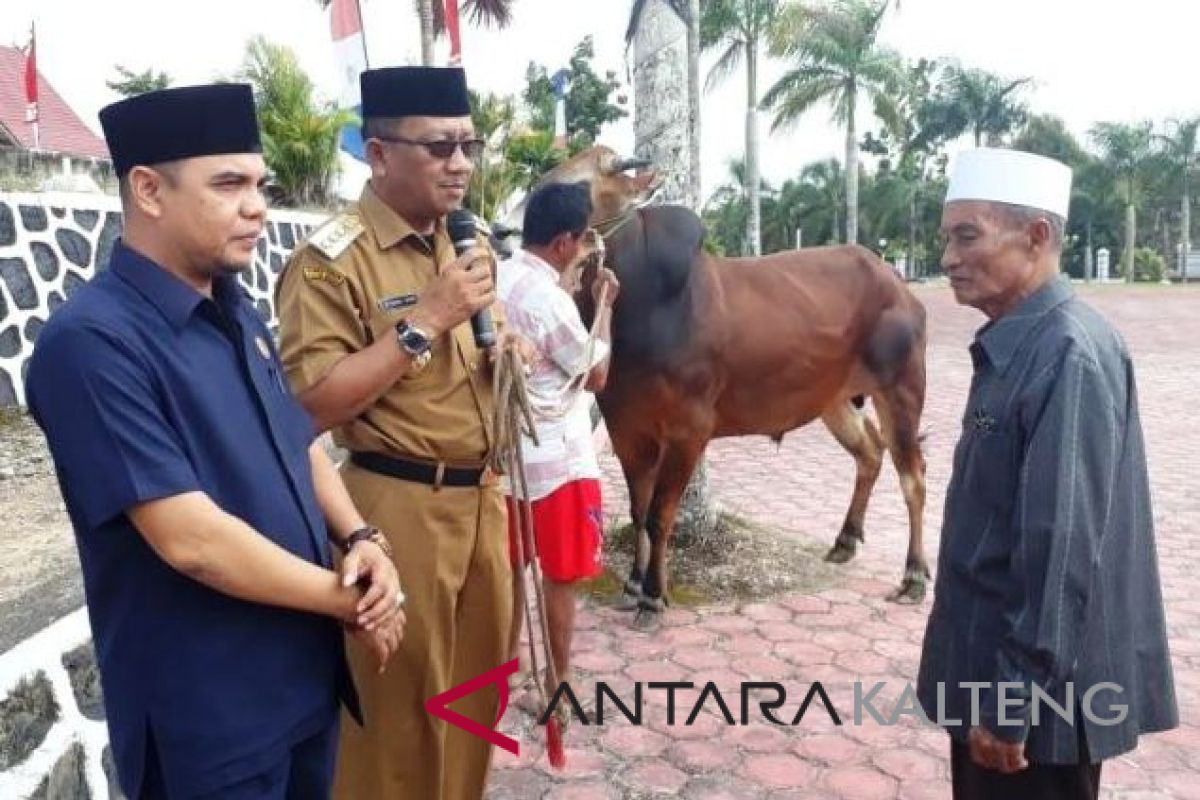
[497, 249, 609, 500]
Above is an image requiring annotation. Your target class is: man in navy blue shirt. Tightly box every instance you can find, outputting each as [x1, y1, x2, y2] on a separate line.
[26, 84, 405, 799]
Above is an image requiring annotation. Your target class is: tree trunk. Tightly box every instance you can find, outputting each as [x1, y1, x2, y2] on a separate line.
[907, 184, 917, 279]
[687, 0, 702, 211]
[844, 84, 858, 244]
[1159, 208, 1171, 281]
[1124, 201, 1136, 282]
[744, 39, 762, 256]
[1084, 220, 1094, 282]
[631, 0, 717, 539]
[631, 1, 692, 207]
[1182, 187, 1191, 277]
[416, 0, 436, 66]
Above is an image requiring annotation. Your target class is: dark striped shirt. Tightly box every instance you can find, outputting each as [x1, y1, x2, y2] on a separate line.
[917, 276, 1178, 764]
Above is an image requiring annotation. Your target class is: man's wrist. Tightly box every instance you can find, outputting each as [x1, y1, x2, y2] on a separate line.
[407, 306, 443, 339]
[339, 525, 394, 558]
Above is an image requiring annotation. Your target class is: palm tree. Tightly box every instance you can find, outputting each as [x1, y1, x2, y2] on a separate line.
[417, 0, 436, 64]
[926, 64, 1030, 147]
[238, 37, 356, 207]
[700, 0, 784, 255]
[704, 157, 783, 253]
[868, 57, 943, 275]
[687, 0, 702, 210]
[627, 0, 700, 208]
[1090, 121, 1155, 282]
[1157, 117, 1199, 276]
[628, 0, 716, 539]
[466, 91, 521, 221]
[763, 0, 901, 245]
[416, 0, 517, 64]
[792, 158, 846, 245]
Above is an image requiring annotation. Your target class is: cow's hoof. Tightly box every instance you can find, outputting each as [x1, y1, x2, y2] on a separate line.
[887, 573, 927, 604]
[632, 597, 666, 630]
[614, 591, 642, 611]
[824, 541, 857, 564]
[614, 580, 645, 611]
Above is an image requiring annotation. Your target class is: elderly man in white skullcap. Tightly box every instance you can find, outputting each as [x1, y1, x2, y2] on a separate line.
[916, 148, 1178, 800]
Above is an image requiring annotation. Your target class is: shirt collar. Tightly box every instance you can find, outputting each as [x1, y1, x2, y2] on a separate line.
[972, 275, 1074, 373]
[358, 182, 445, 251]
[109, 239, 220, 330]
[515, 248, 561, 283]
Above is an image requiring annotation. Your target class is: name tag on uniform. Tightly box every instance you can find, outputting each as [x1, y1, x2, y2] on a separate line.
[378, 293, 419, 313]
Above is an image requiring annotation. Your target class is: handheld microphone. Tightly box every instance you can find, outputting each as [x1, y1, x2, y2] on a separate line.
[446, 209, 496, 349]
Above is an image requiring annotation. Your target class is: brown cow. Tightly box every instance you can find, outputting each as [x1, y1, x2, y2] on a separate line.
[518, 146, 929, 623]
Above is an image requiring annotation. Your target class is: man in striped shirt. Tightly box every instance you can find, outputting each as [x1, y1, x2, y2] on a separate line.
[917, 148, 1177, 800]
[499, 181, 620, 697]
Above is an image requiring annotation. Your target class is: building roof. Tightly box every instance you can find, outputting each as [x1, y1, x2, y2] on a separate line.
[0, 45, 109, 160]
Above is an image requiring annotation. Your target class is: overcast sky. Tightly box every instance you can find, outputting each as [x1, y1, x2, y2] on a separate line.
[4, 0, 1198, 200]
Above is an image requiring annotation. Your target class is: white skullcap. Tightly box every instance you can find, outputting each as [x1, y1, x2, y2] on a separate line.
[945, 147, 1072, 219]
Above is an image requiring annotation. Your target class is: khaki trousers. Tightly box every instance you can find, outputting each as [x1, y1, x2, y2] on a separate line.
[333, 463, 512, 800]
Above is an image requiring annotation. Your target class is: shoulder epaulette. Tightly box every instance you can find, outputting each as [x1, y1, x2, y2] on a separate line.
[306, 213, 365, 260]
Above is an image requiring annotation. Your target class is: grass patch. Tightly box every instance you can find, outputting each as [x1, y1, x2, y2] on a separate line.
[583, 511, 836, 607]
[0, 406, 25, 430]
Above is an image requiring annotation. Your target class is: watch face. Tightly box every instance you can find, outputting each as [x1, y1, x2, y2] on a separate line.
[397, 321, 431, 355]
[403, 328, 430, 350]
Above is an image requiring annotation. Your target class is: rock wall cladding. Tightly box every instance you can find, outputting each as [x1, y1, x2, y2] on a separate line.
[0, 193, 324, 407]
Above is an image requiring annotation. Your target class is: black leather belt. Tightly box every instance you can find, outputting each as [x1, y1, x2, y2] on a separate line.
[350, 451, 489, 487]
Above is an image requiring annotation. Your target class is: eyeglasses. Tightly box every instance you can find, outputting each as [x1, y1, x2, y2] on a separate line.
[374, 135, 485, 160]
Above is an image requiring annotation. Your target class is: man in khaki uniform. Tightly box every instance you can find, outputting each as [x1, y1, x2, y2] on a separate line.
[275, 66, 511, 800]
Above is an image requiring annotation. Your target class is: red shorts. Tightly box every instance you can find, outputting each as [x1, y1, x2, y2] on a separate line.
[507, 479, 604, 583]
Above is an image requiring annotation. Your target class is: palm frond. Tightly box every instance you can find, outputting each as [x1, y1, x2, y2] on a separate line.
[705, 40, 745, 92]
[462, 0, 513, 27]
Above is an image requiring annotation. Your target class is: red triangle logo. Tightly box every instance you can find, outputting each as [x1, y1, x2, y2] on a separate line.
[424, 658, 519, 755]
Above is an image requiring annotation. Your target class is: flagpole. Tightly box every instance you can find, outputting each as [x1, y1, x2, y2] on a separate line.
[28, 21, 39, 151]
[354, 0, 370, 68]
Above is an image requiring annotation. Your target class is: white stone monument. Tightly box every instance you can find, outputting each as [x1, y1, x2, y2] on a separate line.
[1096, 248, 1111, 282]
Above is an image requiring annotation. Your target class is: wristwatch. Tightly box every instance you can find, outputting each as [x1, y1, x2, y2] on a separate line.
[395, 319, 433, 373]
[340, 525, 393, 558]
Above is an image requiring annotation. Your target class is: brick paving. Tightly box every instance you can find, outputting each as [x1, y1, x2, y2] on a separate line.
[488, 283, 1200, 799]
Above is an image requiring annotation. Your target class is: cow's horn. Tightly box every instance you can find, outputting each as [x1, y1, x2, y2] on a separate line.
[608, 156, 652, 173]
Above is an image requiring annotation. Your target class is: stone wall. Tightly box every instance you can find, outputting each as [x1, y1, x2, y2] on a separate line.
[0, 609, 114, 799]
[0, 192, 325, 407]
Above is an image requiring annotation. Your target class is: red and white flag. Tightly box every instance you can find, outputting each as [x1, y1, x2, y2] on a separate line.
[23, 23, 38, 124]
[444, 0, 462, 65]
[330, 0, 366, 109]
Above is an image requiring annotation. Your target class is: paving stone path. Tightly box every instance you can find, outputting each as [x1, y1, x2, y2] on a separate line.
[487, 284, 1200, 800]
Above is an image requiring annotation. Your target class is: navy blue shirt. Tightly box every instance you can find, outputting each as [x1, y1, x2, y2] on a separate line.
[917, 278, 1177, 763]
[27, 241, 353, 798]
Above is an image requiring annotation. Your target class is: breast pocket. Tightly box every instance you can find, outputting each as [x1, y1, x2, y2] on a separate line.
[365, 290, 419, 342]
[966, 430, 1019, 514]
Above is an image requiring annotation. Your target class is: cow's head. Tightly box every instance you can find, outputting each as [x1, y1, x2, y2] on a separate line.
[505, 145, 661, 232]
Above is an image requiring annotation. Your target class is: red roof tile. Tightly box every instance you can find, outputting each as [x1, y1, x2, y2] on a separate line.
[0, 45, 109, 160]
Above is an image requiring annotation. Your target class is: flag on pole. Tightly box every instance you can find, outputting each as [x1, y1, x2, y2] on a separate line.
[330, 0, 368, 161]
[444, 0, 463, 65]
[23, 23, 39, 125]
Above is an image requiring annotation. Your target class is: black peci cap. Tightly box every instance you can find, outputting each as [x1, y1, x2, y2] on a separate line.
[359, 66, 471, 120]
[99, 83, 262, 177]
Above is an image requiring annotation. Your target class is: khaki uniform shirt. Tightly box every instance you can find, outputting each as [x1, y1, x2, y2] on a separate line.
[275, 184, 497, 464]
